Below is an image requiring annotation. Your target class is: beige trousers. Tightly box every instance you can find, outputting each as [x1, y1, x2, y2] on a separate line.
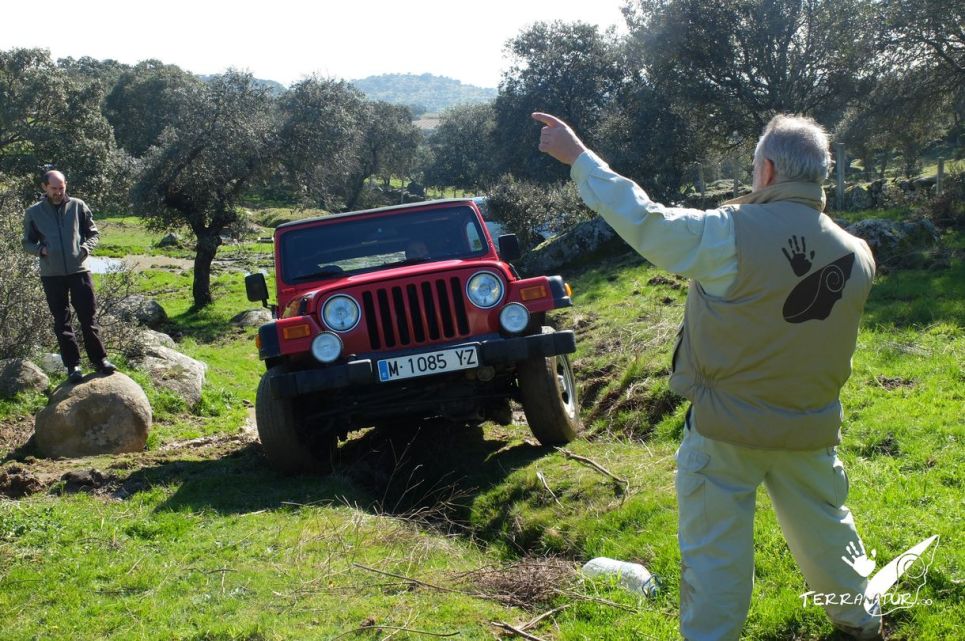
[676, 422, 881, 640]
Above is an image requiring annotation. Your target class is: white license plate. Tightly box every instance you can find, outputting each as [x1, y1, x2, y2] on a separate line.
[377, 346, 478, 382]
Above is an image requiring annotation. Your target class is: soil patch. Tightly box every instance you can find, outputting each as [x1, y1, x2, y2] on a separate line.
[1, 413, 260, 499]
[0, 415, 35, 456]
[0, 464, 43, 498]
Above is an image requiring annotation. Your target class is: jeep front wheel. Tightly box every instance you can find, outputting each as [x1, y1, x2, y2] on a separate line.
[517, 330, 579, 445]
[256, 366, 323, 474]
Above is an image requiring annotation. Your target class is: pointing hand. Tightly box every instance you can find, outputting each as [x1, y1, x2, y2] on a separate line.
[531, 112, 588, 165]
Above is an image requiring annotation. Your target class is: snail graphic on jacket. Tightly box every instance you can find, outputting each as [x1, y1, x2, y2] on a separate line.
[780, 235, 855, 323]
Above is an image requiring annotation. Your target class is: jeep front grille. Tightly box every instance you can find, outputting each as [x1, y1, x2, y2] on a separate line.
[362, 277, 471, 349]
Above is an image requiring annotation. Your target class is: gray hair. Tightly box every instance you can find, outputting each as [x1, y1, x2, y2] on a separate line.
[753, 114, 831, 183]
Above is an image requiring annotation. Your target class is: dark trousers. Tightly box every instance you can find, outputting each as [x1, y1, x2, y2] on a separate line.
[41, 272, 107, 369]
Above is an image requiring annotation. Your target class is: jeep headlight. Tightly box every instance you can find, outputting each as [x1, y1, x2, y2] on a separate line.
[311, 332, 343, 364]
[466, 271, 503, 309]
[499, 303, 530, 334]
[322, 295, 360, 332]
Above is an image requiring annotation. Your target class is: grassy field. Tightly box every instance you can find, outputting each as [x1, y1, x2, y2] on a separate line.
[0, 209, 962, 640]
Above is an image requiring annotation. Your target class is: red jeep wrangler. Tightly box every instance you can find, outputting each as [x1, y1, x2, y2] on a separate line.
[245, 198, 579, 472]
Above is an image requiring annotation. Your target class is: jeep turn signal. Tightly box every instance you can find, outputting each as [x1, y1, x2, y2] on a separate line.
[281, 324, 311, 341]
[520, 285, 548, 301]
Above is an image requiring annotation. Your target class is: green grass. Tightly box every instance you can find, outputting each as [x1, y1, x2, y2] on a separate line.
[0, 468, 519, 641]
[1, 212, 962, 640]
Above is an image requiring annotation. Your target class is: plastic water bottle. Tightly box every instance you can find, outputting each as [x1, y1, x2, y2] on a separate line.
[582, 557, 658, 596]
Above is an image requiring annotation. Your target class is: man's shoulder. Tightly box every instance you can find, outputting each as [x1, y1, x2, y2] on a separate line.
[67, 196, 89, 209]
[25, 199, 47, 214]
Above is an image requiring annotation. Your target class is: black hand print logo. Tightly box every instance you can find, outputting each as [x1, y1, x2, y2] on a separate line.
[782, 235, 815, 276]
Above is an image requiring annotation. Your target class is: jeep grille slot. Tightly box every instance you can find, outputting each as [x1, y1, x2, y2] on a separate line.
[362, 278, 471, 349]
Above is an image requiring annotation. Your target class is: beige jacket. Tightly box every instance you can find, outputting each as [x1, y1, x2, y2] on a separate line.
[669, 181, 876, 450]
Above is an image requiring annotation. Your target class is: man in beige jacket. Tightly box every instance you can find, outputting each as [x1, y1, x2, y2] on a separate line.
[533, 112, 879, 640]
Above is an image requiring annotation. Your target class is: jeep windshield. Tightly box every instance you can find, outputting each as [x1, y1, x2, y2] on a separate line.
[280, 205, 489, 283]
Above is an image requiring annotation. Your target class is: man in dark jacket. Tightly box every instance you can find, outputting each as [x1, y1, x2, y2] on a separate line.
[22, 170, 115, 383]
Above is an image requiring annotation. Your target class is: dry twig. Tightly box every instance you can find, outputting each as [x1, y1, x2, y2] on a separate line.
[535, 470, 563, 507]
[491, 621, 549, 641]
[556, 448, 630, 495]
[352, 562, 462, 595]
[326, 624, 458, 640]
[521, 605, 571, 631]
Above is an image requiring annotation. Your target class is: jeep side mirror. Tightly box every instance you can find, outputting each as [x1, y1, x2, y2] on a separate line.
[498, 234, 522, 261]
[245, 272, 270, 307]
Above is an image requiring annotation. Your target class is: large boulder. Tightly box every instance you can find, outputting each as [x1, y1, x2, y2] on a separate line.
[35, 372, 151, 458]
[137, 328, 177, 350]
[518, 217, 627, 276]
[0, 359, 49, 398]
[115, 295, 168, 329]
[845, 185, 874, 211]
[231, 308, 273, 327]
[129, 344, 207, 407]
[846, 218, 941, 270]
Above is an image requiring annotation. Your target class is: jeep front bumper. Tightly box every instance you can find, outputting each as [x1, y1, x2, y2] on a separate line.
[269, 330, 576, 399]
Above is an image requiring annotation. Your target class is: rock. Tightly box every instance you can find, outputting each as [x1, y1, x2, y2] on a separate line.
[36, 352, 66, 375]
[519, 217, 626, 276]
[129, 344, 207, 407]
[846, 218, 941, 270]
[0, 359, 49, 398]
[115, 295, 168, 328]
[61, 468, 114, 493]
[845, 185, 873, 211]
[156, 232, 180, 248]
[231, 308, 273, 327]
[34, 372, 151, 458]
[137, 328, 177, 350]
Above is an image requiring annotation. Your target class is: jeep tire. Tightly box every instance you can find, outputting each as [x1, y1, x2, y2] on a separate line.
[256, 366, 325, 474]
[517, 327, 579, 445]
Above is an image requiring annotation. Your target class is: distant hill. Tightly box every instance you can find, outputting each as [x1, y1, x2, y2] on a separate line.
[352, 73, 496, 114]
[198, 75, 286, 96]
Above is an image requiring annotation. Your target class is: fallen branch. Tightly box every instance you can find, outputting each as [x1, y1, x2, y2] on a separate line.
[352, 562, 462, 595]
[327, 625, 458, 640]
[491, 621, 548, 641]
[556, 588, 639, 613]
[521, 605, 570, 631]
[556, 448, 630, 495]
[536, 470, 563, 507]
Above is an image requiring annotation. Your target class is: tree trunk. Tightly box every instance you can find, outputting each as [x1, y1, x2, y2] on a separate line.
[192, 230, 222, 308]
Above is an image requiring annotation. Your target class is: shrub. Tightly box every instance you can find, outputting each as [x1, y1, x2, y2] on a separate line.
[0, 189, 52, 359]
[485, 175, 593, 249]
[918, 172, 965, 230]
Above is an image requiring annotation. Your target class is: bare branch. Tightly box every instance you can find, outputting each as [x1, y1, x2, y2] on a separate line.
[556, 448, 630, 495]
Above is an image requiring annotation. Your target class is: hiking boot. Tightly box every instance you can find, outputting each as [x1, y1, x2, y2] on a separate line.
[98, 359, 117, 374]
[67, 366, 84, 384]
